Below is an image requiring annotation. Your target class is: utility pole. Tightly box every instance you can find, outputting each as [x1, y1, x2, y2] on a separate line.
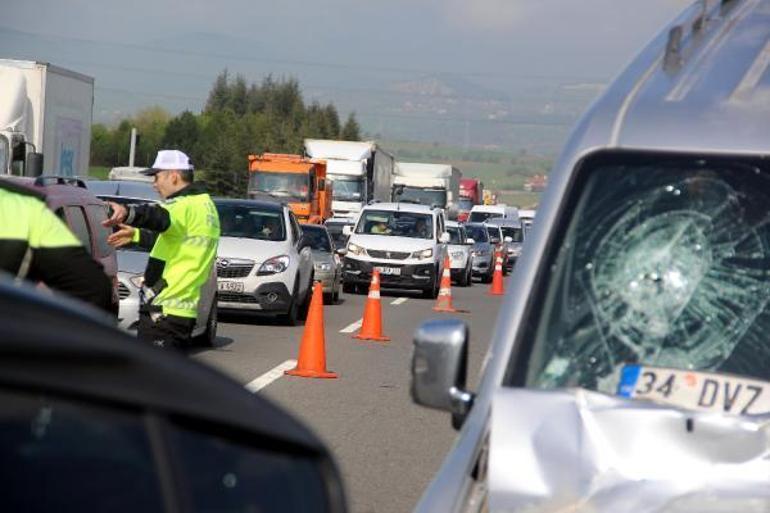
[129, 128, 138, 167]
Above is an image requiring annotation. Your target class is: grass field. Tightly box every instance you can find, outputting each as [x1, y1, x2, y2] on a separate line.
[89, 166, 110, 180]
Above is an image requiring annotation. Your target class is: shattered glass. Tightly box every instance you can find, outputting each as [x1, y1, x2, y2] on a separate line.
[524, 155, 770, 394]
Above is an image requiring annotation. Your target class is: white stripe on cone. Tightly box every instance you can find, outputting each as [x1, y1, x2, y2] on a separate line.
[369, 290, 381, 299]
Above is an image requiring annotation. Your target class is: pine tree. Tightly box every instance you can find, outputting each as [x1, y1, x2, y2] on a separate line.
[205, 69, 230, 113]
[341, 113, 361, 141]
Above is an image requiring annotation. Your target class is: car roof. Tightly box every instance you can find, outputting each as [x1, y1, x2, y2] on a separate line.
[362, 202, 435, 214]
[0, 277, 329, 455]
[2, 175, 104, 208]
[86, 180, 160, 201]
[566, 0, 770, 157]
[214, 197, 285, 212]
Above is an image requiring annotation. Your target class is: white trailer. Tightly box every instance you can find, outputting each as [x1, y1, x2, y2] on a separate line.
[392, 162, 461, 217]
[0, 59, 94, 177]
[304, 139, 395, 218]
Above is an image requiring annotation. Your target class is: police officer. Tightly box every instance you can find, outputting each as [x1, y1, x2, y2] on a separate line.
[0, 179, 113, 311]
[103, 150, 220, 349]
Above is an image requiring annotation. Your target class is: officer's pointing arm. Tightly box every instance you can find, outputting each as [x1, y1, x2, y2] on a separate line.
[125, 203, 172, 233]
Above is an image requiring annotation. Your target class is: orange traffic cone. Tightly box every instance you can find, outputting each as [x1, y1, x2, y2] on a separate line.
[285, 282, 338, 379]
[489, 247, 505, 296]
[434, 251, 465, 313]
[354, 269, 390, 342]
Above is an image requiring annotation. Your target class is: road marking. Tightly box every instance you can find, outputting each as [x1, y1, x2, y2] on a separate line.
[245, 359, 297, 393]
[340, 318, 363, 333]
[391, 297, 408, 305]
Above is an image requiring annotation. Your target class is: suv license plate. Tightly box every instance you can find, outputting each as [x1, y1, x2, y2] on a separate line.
[618, 365, 770, 416]
[375, 266, 401, 276]
[218, 281, 244, 293]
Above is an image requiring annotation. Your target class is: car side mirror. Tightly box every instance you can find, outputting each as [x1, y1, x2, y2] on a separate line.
[342, 225, 353, 236]
[411, 319, 474, 430]
[504, 236, 513, 243]
[465, 238, 475, 245]
[336, 247, 347, 256]
[318, 178, 326, 191]
[490, 237, 500, 245]
[439, 232, 450, 244]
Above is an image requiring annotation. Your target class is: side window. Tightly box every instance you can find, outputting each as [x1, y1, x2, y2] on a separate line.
[167, 422, 329, 513]
[0, 389, 165, 512]
[64, 206, 92, 254]
[86, 204, 113, 257]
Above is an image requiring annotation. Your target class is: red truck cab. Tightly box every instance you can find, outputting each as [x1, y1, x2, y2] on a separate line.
[458, 178, 484, 222]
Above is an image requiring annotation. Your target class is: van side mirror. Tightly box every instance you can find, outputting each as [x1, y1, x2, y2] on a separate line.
[465, 238, 475, 245]
[25, 152, 44, 178]
[504, 236, 513, 243]
[336, 247, 347, 256]
[439, 232, 450, 244]
[411, 319, 474, 430]
[318, 178, 325, 191]
[342, 225, 353, 236]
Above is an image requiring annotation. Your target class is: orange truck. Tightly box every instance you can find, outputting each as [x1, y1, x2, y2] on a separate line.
[247, 153, 333, 223]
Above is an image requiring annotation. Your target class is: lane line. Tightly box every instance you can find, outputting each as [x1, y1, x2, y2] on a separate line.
[391, 297, 408, 305]
[340, 318, 363, 333]
[245, 359, 297, 392]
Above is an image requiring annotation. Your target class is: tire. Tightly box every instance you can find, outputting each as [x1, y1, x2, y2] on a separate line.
[459, 265, 471, 287]
[298, 273, 314, 321]
[281, 278, 301, 326]
[483, 268, 494, 284]
[194, 298, 218, 347]
[422, 269, 440, 299]
[332, 277, 341, 304]
[343, 281, 355, 294]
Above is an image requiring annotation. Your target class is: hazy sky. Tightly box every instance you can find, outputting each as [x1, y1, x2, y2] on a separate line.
[1, 0, 693, 148]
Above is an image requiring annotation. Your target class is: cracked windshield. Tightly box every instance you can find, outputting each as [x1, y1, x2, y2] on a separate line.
[524, 154, 770, 393]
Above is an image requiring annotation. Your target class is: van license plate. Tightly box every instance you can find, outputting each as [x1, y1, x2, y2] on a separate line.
[375, 266, 401, 276]
[218, 281, 244, 293]
[618, 365, 770, 416]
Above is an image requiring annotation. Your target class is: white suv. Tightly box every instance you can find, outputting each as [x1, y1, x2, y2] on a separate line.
[214, 198, 314, 325]
[342, 203, 448, 298]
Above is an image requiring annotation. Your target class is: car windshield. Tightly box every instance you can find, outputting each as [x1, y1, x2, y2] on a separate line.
[486, 226, 501, 241]
[248, 172, 310, 203]
[447, 226, 464, 244]
[469, 211, 502, 223]
[355, 210, 433, 239]
[457, 198, 474, 211]
[501, 226, 523, 242]
[331, 178, 363, 202]
[302, 227, 332, 251]
[518, 152, 770, 394]
[464, 224, 488, 243]
[216, 203, 286, 241]
[393, 187, 447, 208]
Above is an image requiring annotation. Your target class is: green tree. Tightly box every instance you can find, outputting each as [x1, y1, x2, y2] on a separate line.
[340, 113, 361, 141]
[205, 69, 230, 113]
[163, 111, 201, 161]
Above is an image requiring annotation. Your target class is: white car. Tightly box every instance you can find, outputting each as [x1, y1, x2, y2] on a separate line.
[214, 198, 315, 326]
[445, 221, 473, 286]
[342, 202, 448, 299]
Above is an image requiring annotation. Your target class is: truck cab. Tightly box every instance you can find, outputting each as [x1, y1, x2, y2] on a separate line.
[458, 178, 483, 222]
[391, 162, 461, 218]
[247, 153, 332, 224]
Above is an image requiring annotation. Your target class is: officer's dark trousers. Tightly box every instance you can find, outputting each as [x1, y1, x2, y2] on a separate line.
[138, 311, 195, 349]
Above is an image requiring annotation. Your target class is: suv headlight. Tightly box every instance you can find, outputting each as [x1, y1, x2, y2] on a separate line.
[258, 255, 290, 275]
[128, 275, 144, 288]
[411, 248, 433, 260]
[315, 262, 332, 271]
[347, 242, 365, 256]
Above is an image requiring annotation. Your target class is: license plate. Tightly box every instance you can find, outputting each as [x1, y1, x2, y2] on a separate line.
[618, 365, 770, 416]
[217, 280, 244, 293]
[375, 266, 401, 276]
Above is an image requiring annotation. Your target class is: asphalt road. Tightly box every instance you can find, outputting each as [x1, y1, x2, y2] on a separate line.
[193, 275, 507, 513]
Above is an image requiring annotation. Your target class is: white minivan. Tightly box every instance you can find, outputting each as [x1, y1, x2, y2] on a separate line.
[342, 202, 448, 298]
[214, 198, 315, 325]
[468, 204, 518, 224]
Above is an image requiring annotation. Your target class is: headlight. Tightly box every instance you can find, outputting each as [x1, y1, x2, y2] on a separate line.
[347, 242, 365, 256]
[315, 262, 332, 271]
[128, 275, 144, 288]
[258, 255, 290, 275]
[411, 248, 433, 260]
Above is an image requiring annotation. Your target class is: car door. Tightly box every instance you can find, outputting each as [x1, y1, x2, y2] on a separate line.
[289, 211, 312, 299]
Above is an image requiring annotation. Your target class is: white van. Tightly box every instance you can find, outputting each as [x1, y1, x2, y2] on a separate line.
[412, 1, 770, 511]
[468, 204, 518, 224]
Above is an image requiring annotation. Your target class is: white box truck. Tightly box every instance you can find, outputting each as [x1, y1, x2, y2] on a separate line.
[304, 139, 395, 218]
[392, 162, 461, 218]
[0, 59, 94, 177]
